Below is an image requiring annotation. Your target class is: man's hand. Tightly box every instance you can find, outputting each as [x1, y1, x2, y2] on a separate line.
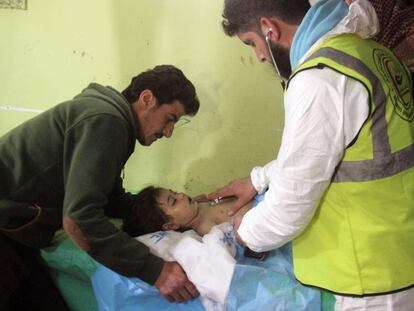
[193, 194, 209, 202]
[206, 176, 257, 216]
[154, 261, 199, 303]
[232, 215, 245, 246]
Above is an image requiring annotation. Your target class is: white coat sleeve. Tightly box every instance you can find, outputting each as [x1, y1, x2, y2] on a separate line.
[239, 68, 370, 252]
[250, 160, 277, 194]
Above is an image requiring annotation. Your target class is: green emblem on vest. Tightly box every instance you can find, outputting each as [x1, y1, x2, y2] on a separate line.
[373, 48, 414, 122]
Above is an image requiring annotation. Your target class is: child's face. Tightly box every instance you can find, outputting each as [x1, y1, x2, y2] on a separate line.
[156, 189, 198, 230]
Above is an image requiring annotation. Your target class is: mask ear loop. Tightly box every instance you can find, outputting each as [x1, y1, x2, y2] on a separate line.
[265, 29, 286, 89]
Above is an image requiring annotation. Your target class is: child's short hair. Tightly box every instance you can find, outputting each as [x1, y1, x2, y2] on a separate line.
[122, 186, 168, 237]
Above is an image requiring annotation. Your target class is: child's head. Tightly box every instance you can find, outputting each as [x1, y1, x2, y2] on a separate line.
[123, 186, 199, 237]
[122, 186, 167, 237]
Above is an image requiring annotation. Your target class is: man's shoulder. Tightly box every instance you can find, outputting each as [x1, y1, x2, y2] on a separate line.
[55, 92, 132, 128]
[289, 67, 342, 91]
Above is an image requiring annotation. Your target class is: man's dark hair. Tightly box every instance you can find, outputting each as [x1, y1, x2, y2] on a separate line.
[122, 186, 168, 237]
[222, 0, 311, 36]
[122, 65, 200, 116]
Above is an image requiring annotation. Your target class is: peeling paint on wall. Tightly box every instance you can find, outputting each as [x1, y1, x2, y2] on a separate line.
[0, 0, 27, 10]
[0, 105, 43, 113]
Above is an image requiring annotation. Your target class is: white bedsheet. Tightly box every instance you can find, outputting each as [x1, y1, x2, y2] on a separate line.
[136, 223, 236, 311]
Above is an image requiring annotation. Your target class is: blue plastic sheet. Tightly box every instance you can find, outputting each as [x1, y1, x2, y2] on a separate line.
[92, 242, 320, 311]
[92, 193, 321, 310]
[92, 265, 205, 311]
[227, 243, 321, 311]
[225, 192, 321, 310]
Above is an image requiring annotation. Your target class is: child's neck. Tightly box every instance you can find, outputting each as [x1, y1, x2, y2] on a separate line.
[184, 202, 218, 235]
[182, 201, 204, 230]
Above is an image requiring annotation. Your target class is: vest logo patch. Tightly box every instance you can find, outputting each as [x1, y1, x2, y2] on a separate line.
[373, 49, 414, 122]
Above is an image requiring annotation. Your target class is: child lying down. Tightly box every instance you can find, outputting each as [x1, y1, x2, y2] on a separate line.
[121, 186, 252, 237]
[91, 189, 322, 311]
[122, 186, 266, 259]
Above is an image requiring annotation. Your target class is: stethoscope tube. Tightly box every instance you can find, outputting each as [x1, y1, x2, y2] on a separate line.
[265, 33, 286, 89]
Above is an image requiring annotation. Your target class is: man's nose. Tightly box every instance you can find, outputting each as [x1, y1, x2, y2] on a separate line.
[255, 50, 267, 63]
[163, 123, 174, 138]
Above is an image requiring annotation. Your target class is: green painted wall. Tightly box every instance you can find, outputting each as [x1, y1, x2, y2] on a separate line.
[0, 0, 284, 195]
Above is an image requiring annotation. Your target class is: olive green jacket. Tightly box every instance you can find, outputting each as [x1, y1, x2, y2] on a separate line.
[0, 83, 163, 285]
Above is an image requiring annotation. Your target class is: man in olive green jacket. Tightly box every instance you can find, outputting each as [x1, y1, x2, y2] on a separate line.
[0, 65, 200, 310]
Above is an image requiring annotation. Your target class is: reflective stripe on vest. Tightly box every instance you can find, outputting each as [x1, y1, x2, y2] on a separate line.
[290, 34, 414, 295]
[306, 47, 414, 182]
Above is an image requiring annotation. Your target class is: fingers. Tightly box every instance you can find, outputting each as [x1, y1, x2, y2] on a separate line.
[178, 285, 196, 301]
[208, 176, 254, 202]
[165, 294, 174, 303]
[207, 188, 230, 200]
[169, 292, 185, 303]
[227, 197, 246, 216]
[184, 280, 199, 298]
[227, 204, 240, 216]
[233, 216, 245, 246]
[164, 281, 198, 302]
[233, 215, 242, 231]
[234, 228, 246, 246]
[193, 194, 209, 202]
[155, 261, 199, 303]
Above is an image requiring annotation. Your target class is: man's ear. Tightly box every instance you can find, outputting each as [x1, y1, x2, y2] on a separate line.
[260, 17, 279, 41]
[162, 222, 180, 231]
[137, 89, 156, 110]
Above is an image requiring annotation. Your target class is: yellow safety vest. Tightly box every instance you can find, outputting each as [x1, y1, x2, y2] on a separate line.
[290, 34, 414, 296]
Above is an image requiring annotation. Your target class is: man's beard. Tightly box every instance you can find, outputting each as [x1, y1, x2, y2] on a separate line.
[269, 42, 292, 80]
